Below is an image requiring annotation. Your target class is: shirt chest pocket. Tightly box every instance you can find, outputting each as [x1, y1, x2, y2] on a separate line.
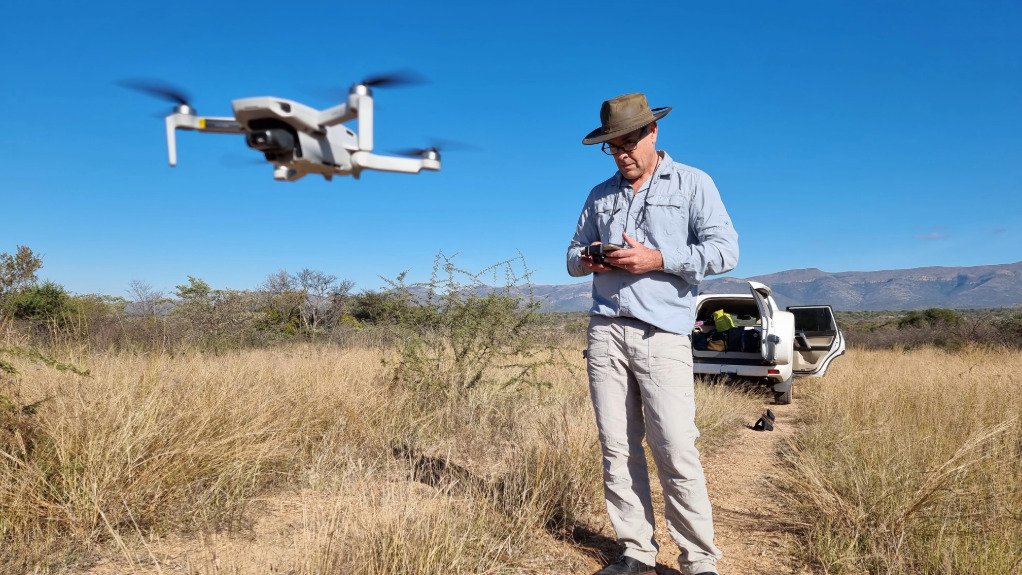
[643, 193, 688, 239]
[594, 197, 623, 243]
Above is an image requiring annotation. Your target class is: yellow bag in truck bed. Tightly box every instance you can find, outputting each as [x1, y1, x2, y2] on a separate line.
[713, 309, 736, 332]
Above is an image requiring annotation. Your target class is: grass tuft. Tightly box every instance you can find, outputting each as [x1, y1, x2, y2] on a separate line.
[776, 346, 1022, 574]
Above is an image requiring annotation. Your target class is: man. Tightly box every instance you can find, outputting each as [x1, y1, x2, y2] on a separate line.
[566, 93, 739, 575]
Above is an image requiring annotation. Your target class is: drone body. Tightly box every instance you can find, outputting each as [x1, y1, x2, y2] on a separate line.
[145, 77, 440, 182]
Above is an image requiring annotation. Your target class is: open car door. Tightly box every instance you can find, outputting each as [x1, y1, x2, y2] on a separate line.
[750, 282, 791, 366]
[788, 305, 846, 376]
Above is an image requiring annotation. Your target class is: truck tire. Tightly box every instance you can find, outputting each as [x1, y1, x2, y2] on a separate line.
[774, 388, 792, 405]
[773, 376, 793, 405]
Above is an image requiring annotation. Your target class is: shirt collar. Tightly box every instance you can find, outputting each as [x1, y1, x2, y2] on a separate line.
[615, 150, 673, 192]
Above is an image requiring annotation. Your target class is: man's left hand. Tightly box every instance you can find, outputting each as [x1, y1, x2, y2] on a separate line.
[604, 233, 664, 274]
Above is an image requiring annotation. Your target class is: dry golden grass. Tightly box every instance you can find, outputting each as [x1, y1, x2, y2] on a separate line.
[0, 342, 762, 574]
[777, 346, 1022, 574]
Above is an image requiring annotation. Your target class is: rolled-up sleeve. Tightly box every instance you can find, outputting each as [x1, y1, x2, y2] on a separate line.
[660, 171, 739, 283]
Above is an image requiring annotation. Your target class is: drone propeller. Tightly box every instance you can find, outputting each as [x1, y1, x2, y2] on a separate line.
[118, 79, 191, 105]
[118, 79, 195, 114]
[358, 70, 428, 89]
[392, 146, 439, 157]
[392, 139, 477, 158]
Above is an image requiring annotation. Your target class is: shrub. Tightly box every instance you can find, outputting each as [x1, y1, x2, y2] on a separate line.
[387, 254, 560, 397]
[348, 288, 422, 326]
[172, 276, 254, 350]
[897, 307, 963, 329]
[994, 310, 1022, 342]
[2, 282, 76, 322]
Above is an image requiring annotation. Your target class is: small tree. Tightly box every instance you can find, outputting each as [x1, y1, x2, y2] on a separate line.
[257, 269, 353, 336]
[257, 270, 303, 336]
[127, 280, 166, 318]
[173, 276, 249, 349]
[0, 246, 42, 300]
[296, 268, 347, 332]
[126, 280, 170, 350]
[298, 269, 337, 332]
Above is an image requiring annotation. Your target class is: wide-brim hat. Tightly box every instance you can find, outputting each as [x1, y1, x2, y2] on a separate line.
[582, 92, 671, 145]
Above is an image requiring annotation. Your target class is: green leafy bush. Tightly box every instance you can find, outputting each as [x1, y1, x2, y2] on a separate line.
[897, 308, 963, 329]
[2, 282, 77, 323]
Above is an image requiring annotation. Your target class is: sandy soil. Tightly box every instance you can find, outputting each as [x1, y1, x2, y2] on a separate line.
[699, 401, 809, 575]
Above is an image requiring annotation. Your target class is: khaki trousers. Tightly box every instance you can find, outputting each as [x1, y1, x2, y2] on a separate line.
[586, 315, 721, 575]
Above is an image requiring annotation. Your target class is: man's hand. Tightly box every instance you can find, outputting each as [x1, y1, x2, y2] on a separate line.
[605, 233, 664, 274]
[581, 241, 615, 273]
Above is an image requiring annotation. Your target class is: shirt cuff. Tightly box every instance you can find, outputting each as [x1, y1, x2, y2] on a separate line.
[660, 247, 703, 283]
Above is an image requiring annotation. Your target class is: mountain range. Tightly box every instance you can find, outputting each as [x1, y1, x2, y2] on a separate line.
[531, 261, 1022, 312]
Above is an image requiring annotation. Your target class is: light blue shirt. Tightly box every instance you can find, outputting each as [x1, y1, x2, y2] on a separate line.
[566, 151, 739, 334]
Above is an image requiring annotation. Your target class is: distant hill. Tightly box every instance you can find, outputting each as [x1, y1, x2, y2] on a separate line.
[532, 261, 1022, 312]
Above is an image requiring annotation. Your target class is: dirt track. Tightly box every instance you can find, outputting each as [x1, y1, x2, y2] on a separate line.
[699, 401, 809, 575]
[575, 399, 810, 575]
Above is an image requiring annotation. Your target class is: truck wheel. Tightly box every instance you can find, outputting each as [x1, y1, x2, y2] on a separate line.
[772, 376, 793, 405]
[773, 388, 792, 405]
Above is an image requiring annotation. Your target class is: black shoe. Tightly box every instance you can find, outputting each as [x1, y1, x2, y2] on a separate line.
[694, 572, 718, 575]
[594, 556, 656, 575]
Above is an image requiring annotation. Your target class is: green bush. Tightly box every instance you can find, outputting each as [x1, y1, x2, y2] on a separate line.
[897, 308, 963, 329]
[348, 288, 423, 326]
[2, 282, 77, 323]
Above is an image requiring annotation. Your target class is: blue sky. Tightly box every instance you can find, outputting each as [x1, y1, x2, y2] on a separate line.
[2, 1, 1019, 297]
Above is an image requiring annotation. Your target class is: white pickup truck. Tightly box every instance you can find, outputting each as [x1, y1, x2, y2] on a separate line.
[692, 281, 846, 404]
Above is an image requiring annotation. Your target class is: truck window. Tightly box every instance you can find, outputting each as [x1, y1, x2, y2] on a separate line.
[791, 307, 836, 333]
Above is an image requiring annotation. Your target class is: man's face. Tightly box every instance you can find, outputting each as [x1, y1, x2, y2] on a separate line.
[606, 122, 658, 182]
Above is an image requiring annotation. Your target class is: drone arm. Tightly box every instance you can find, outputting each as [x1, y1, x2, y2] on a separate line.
[356, 94, 373, 151]
[316, 103, 355, 127]
[350, 151, 439, 174]
[195, 117, 244, 133]
[165, 115, 179, 166]
[316, 92, 373, 150]
[164, 114, 244, 166]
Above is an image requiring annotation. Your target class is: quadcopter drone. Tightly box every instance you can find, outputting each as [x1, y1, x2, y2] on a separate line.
[123, 73, 440, 182]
